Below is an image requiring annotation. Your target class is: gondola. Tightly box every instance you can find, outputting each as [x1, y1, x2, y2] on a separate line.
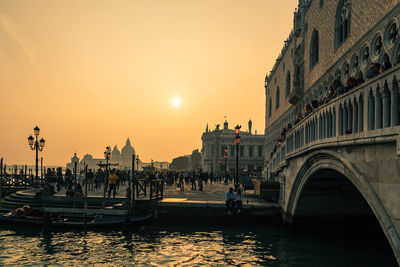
[0, 210, 154, 229]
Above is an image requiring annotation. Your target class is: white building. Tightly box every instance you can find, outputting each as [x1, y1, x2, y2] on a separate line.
[201, 119, 266, 172]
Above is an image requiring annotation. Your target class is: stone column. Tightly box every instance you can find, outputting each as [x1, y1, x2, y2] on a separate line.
[339, 105, 343, 135]
[353, 101, 358, 133]
[333, 107, 337, 137]
[383, 81, 391, 128]
[348, 103, 353, 132]
[344, 104, 348, 134]
[391, 76, 399, 126]
[375, 85, 382, 129]
[358, 94, 363, 132]
[368, 89, 375, 130]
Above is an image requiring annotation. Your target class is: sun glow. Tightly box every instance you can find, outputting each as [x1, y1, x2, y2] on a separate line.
[172, 97, 181, 107]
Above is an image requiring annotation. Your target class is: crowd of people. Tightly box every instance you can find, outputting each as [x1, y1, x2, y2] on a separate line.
[37, 167, 257, 203]
[270, 60, 394, 160]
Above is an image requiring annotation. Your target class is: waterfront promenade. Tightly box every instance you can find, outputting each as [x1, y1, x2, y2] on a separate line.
[54, 181, 267, 205]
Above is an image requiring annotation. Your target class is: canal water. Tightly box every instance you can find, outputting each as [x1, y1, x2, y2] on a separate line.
[0, 223, 396, 266]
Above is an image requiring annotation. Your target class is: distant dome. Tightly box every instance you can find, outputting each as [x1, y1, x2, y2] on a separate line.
[112, 145, 120, 156]
[121, 138, 135, 155]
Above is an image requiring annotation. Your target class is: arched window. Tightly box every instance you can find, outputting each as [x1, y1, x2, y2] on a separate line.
[268, 97, 272, 118]
[275, 87, 280, 110]
[310, 30, 319, 68]
[285, 71, 291, 98]
[334, 0, 351, 48]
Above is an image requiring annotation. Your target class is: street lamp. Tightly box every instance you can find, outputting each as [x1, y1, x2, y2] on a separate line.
[234, 125, 241, 191]
[218, 156, 223, 172]
[103, 146, 111, 197]
[27, 126, 45, 184]
[136, 155, 139, 172]
[104, 146, 111, 167]
[224, 147, 228, 179]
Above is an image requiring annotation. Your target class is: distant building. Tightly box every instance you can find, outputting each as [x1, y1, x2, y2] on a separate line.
[201, 119, 265, 172]
[66, 138, 143, 170]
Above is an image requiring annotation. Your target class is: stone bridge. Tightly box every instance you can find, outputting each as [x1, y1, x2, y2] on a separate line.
[265, 65, 400, 263]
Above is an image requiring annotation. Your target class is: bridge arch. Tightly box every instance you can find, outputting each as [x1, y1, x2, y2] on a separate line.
[285, 150, 400, 263]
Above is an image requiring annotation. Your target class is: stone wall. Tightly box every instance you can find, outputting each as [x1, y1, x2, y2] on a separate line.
[304, 0, 400, 89]
[265, 0, 400, 158]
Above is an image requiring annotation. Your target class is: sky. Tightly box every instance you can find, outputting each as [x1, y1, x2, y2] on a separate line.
[0, 0, 298, 166]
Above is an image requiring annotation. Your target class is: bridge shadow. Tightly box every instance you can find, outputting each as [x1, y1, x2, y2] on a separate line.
[290, 168, 397, 265]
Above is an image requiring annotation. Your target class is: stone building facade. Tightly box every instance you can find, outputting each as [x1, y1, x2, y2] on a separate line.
[201, 119, 265, 172]
[264, 0, 400, 168]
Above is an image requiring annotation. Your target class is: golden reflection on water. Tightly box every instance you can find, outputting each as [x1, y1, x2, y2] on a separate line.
[0, 225, 397, 266]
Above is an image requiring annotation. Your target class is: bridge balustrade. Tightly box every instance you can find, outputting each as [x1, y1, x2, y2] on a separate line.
[267, 64, 400, 172]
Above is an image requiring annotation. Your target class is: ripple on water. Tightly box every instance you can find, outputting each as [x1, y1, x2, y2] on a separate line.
[0, 224, 397, 266]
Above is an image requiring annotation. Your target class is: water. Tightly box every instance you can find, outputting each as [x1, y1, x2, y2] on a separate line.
[0, 224, 396, 266]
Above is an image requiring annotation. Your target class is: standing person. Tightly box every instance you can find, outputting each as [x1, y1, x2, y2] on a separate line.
[225, 188, 236, 215]
[191, 171, 197, 190]
[56, 167, 63, 192]
[107, 169, 118, 198]
[179, 171, 184, 191]
[198, 169, 203, 191]
[86, 169, 94, 190]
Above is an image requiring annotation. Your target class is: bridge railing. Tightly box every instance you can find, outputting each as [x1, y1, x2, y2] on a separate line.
[267, 64, 400, 174]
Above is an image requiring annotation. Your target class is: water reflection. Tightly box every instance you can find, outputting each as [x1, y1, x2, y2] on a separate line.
[0, 224, 396, 266]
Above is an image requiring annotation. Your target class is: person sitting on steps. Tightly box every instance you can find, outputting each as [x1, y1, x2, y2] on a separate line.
[225, 187, 236, 215]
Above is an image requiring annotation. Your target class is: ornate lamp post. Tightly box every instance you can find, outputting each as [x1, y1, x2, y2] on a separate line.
[136, 155, 139, 172]
[103, 146, 111, 196]
[104, 146, 111, 168]
[27, 126, 45, 184]
[224, 147, 228, 178]
[234, 125, 241, 191]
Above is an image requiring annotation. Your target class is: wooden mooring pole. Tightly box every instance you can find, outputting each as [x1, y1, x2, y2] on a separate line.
[73, 161, 77, 208]
[84, 164, 88, 233]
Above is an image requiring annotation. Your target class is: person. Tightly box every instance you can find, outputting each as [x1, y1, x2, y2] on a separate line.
[325, 87, 336, 103]
[380, 61, 392, 73]
[75, 183, 83, 197]
[235, 189, 243, 213]
[179, 171, 184, 191]
[344, 77, 357, 93]
[366, 63, 380, 79]
[107, 169, 118, 198]
[191, 172, 197, 190]
[225, 187, 236, 215]
[198, 169, 203, 191]
[304, 103, 313, 117]
[332, 79, 344, 96]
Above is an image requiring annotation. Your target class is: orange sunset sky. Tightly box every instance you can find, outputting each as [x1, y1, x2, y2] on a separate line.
[1, 0, 298, 166]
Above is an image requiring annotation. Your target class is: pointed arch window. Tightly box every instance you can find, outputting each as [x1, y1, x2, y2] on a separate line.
[268, 97, 272, 118]
[310, 30, 319, 68]
[285, 71, 291, 98]
[275, 87, 280, 110]
[335, 0, 351, 48]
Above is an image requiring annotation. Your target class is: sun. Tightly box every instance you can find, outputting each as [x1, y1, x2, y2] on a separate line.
[172, 97, 181, 107]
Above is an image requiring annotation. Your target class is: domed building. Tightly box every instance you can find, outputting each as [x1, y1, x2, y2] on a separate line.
[120, 138, 136, 167]
[66, 137, 141, 170]
[111, 145, 121, 163]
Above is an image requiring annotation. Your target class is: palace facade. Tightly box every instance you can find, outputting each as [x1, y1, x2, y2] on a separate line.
[201, 119, 265, 172]
[264, 0, 400, 175]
